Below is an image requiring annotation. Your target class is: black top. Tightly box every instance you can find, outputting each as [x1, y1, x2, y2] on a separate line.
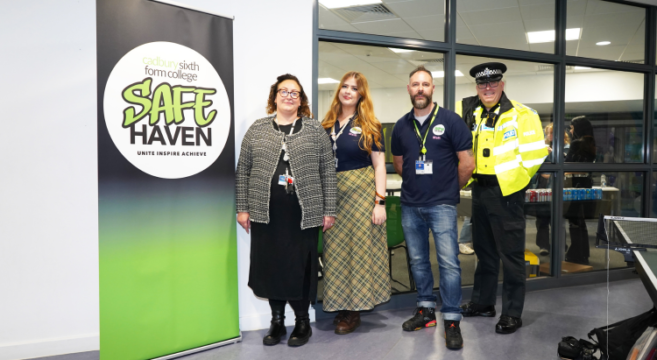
[391, 103, 473, 207]
[326, 119, 385, 173]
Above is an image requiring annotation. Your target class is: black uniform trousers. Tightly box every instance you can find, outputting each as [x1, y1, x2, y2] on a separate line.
[471, 181, 526, 318]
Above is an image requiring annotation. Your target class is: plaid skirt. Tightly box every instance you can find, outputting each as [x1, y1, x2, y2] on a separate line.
[322, 166, 390, 311]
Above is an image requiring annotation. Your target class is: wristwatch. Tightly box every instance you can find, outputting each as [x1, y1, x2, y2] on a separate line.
[375, 199, 386, 206]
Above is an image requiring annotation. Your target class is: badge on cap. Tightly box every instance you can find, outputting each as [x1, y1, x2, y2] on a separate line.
[469, 62, 507, 84]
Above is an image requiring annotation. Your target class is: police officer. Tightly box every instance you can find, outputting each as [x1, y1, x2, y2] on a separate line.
[456, 62, 547, 334]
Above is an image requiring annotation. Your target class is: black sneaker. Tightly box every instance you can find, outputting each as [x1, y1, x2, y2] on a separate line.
[402, 307, 437, 331]
[444, 320, 463, 349]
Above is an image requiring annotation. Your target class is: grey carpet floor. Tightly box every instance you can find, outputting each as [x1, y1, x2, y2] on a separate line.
[31, 278, 652, 360]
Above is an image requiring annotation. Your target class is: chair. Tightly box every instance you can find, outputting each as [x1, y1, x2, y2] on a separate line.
[386, 196, 415, 291]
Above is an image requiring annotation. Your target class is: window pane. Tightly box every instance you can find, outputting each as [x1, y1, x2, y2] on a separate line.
[456, 55, 554, 164]
[654, 76, 657, 163]
[456, 55, 555, 284]
[561, 171, 643, 273]
[653, 172, 657, 218]
[566, 0, 645, 63]
[457, 0, 556, 54]
[317, 41, 445, 297]
[319, 0, 445, 42]
[526, 172, 555, 277]
[564, 68, 644, 163]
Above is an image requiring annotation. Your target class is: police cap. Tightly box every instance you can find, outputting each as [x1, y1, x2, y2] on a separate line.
[469, 62, 507, 84]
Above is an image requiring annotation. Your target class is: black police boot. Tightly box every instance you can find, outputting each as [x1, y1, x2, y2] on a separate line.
[495, 315, 522, 334]
[444, 320, 464, 350]
[262, 310, 286, 345]
[460, 302, 496, 317]
[288, 314, 312, 347]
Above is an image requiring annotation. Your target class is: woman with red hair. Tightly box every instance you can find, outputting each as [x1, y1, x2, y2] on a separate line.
[321, 72, 390, 335]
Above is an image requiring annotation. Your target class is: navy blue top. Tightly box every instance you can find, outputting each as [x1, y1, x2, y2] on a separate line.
[391, 104, 473, 207]
[326, 119, 385, 173]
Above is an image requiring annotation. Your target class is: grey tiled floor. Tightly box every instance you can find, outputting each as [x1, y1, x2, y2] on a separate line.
[32, 278, 652, 360]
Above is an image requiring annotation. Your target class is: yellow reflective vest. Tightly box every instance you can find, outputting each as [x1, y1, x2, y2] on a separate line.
[456, 95, 548, 196]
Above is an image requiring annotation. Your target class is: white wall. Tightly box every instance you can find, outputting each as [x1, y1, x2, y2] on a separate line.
[0, 1, 99, 360]
[0, 1, 313, 359]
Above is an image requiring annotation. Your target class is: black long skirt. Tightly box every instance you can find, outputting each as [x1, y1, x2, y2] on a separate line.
[248, 152, 320, 302]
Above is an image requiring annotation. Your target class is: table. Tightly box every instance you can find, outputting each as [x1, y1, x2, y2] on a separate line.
[610, 218, 657, 308]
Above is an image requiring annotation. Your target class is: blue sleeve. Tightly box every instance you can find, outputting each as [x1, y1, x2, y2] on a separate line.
[391, 122, 402, 156]
[450, 113, 473, 152]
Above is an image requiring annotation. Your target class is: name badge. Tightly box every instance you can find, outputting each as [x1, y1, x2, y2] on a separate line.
[415, 160, 433, 175]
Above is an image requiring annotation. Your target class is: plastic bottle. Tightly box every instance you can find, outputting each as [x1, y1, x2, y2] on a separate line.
[601, 174, 607, 187]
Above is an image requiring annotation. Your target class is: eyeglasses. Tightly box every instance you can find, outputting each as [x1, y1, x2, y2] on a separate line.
[277, 89, 301, 99]
[476, 81, 500, 90]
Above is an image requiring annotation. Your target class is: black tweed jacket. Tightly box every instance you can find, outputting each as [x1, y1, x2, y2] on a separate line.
[236, 115, 337, 229]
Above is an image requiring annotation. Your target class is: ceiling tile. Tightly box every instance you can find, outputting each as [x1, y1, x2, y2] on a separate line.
[458, 0, 519, 13]
[468, 21, 527, 41]
[459, 6, 523, 26]
[351, 18, 417, 35]
[519, 3, 555, 21]
[416, 27, 445, 42]
[385, 0, 444, 18]
[404, 14, 444, 31]
[523, 18, 555, 32]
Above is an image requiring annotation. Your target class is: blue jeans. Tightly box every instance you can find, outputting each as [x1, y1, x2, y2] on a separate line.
[458, 216, 472, 244]
[402, 204, 462, 321]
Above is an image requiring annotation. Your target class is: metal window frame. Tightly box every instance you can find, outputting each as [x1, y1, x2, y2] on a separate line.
[313, 0, 657, 299]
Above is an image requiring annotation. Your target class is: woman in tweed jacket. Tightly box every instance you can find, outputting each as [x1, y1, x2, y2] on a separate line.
[236, 74, 336, 347]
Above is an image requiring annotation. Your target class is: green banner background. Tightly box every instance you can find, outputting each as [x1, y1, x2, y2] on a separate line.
[97, 1, 238, 359]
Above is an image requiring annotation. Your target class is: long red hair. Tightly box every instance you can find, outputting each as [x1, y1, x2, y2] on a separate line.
[321, 72, 382, 154]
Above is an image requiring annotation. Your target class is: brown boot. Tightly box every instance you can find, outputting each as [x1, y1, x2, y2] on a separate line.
[335, 311, 361, 335]
[333, 310, 348, 325]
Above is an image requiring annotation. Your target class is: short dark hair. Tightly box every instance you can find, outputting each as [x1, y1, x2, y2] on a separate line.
[266, 74, 313, 118]
[409, 65, 433, 80]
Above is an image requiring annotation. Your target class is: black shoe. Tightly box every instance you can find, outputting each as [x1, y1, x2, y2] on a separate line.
[288, 315, 312, 347]
[263, 311, 286, 345]
[444, 320, 463, 350]
[460, 302, 496, 317]
[539, 248, 549, 256]
[495, 315, 522, 334]
[402, 307, 437, 331]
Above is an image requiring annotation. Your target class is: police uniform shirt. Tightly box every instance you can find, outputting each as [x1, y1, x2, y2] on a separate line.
[391, 104, 473, 207]
[326, 120, 385, 173]
[473, 106, 496, 175]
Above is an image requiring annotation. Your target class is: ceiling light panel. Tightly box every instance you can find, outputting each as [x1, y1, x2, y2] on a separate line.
[318, 78, 340, 84]
[389, 48, 415, 53]
[431, 71, 464, 78]
[527, 28, 580, 44]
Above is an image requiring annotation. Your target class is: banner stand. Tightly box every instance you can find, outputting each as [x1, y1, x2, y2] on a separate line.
[151, 333, 242, 360]
[150, 0, 235, 20]
[97, 0, 239, 358]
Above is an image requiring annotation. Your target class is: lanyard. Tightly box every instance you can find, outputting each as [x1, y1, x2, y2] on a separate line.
[331, 113, 355, 153]
[412, 105, 439, 155]
[273, 116, 298, 162]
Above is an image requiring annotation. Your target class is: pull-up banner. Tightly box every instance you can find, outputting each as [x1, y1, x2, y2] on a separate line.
[97, 1, 238, 359]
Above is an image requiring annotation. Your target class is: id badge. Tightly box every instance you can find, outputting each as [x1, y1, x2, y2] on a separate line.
[424, 160, 433, 174]
[415, 160, 425, 175]
[278, 175, 287, 185]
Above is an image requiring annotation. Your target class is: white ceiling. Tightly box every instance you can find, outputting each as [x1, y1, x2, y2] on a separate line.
[319, 0, 647, 62]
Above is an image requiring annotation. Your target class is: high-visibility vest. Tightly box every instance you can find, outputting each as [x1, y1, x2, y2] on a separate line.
[456, 99, 548, 196]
